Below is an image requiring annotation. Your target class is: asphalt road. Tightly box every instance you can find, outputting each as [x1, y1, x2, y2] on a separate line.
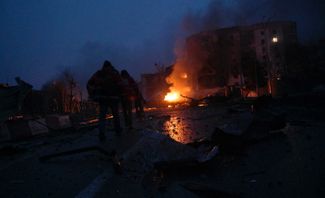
[0, 103, 324, 197]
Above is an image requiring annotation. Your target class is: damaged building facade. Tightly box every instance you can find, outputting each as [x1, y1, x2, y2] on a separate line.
[141, 21, 300, 102]
[186, 21, 299, 97]
[141, 66, 173, 102]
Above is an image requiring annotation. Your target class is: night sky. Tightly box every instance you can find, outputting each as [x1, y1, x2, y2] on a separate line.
[1, 0, 324, 89]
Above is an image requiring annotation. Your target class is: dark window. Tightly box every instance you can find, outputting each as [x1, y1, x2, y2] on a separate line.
[262, 47, 266, 53]
[273, 30, 277, 34]
[261, 39, 265, 44]
[263, 55, 267, 60]
[260, 31, 265, 35]
[275, 53, 280, 58]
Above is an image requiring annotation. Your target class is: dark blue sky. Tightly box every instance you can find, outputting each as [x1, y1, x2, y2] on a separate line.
[1, 0, 324, 89]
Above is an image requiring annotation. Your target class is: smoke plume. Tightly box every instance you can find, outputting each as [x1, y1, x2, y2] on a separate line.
[166, 0, 325, 98]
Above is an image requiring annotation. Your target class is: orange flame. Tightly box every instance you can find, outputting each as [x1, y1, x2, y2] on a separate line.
[164, 91, 180, 102]
[181, 73, 188, 79]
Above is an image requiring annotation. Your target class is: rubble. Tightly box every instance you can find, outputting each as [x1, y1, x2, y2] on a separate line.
[1, 118, 49, 141]
[121, 130, 219, 177]
[2, 90, 323, 197]
[45, 114, 72, 130]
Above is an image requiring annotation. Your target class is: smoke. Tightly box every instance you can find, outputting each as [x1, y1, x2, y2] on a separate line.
[65, 15, 185, 96]
[56, 0, 324, 98]
[180, 0, 325, 41]
[166, 0, 325, 98]
[69, 32, 177, 95]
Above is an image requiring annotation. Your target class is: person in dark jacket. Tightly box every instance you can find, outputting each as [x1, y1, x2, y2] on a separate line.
[87, 60, 123, 141]
[134, 88, 145, 119]
[120, 70, 139, 129]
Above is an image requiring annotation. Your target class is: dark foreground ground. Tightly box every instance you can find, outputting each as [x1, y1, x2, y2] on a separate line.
[0, 96, 324, 198]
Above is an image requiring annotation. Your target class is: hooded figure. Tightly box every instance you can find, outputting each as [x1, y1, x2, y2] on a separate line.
[120, 69, 138, 129]
[87, 60, 121, 100]
[87, 60, 123, 141]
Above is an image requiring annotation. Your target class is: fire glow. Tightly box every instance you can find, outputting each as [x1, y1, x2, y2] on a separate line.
[163, 52, 194, 104]
[181, 73, 188, 79]
[164, 91, 180, 102]
[163, 64, 191, 103]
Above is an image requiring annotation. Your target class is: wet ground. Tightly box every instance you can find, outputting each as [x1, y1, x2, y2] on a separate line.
[146, 105, 229, 143]
[0, 102, 324, 197]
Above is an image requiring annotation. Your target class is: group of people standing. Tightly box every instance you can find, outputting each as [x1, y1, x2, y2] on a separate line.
[87, 60, 144, 141]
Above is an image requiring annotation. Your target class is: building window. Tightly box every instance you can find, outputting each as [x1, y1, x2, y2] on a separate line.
[260, 31, 265, 35]
[273, 30, 277, 34]
[272, 37, 278, 43]
[261, 39, 265, 44]
[262, 47, 266, 53]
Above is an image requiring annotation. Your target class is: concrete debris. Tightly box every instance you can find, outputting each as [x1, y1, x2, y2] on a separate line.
[45, 114, 72, 130]
[121, 131, 219, 176]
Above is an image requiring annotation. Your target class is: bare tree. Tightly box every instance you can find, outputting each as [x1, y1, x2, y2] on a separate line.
[42, 68, 81, 114]
[63, 69, 77, 112]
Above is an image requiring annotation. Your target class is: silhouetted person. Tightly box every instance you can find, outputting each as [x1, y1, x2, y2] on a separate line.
[120, 70, 138, 129]
[87, 60, 122, 141]
[134, 88, 145, 119]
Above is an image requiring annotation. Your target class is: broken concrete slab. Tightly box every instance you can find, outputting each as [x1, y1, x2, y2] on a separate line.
[1, 118, 49, 141]
[121, 130, 219, 177]
[45, 114, 71, 130]
[28, 119, 49, 136]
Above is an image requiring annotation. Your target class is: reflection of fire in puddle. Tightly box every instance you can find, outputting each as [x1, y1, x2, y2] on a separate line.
[162, 115, 207, 144]
[163, 116, 188, 143]
[151, 108, 219, 144]
[144, 107, 158, 112]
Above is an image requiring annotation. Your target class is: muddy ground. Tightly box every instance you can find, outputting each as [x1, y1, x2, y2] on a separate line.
[0, 97, 324, 198]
